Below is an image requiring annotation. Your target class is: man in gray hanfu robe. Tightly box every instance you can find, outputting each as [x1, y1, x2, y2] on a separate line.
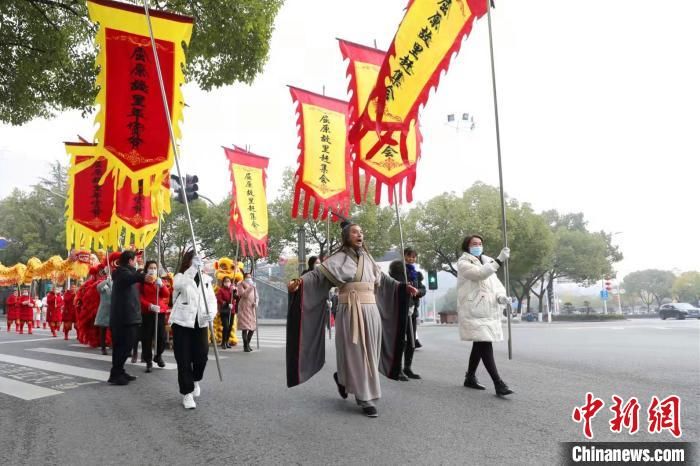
[286, 246, 412, 417]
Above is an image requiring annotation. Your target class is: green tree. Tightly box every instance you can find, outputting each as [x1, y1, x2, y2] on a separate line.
[672, 271, 700, 304]
[146, 197, 234, 272]
[266, 167, 396, 264]
[1, 0, 283, 125]
[623, 269, 676, 311]
[402, 182, 554, 313]
[537, 211, 623, 317]
[0, 161, 67, 264]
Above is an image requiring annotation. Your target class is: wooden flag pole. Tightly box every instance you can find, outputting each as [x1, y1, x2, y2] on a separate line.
[486, 0, 512, 360]
[143, 0, 223, 381]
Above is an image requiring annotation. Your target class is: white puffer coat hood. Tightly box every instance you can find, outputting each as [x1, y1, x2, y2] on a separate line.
[456, 253, 507, 342]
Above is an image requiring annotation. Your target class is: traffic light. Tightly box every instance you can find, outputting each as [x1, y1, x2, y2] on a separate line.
[428, 270, 438, 290]
[171, 174, 199, 203]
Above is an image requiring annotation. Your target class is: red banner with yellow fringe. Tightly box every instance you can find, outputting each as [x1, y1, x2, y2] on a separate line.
[86, 0, 193, 195]
[65, 142, 116, 252]
[339, 39, 422, 205]
[289, 86, 351, 219]
[224, 146, 269, 257]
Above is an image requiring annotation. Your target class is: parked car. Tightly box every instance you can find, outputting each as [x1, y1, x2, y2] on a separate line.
[658, 303, 700, 320]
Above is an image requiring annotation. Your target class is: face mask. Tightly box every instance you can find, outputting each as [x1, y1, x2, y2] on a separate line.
[245, 278, 253, 283]
[147, 269, 157, 276]
[469, 246, 483, 257]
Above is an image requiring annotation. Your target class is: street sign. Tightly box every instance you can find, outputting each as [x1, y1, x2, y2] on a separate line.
[600, 290, 609, 300]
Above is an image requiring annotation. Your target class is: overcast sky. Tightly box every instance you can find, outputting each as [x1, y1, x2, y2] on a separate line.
[0, 0, 698, 279]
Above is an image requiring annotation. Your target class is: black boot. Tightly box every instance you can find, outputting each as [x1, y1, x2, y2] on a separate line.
[404, 367, 421, 379]
[495, 380, 514, 396]
[333, 372, 348, 399]
[464, 373, 486, 390]
[145, 362, 152, 373]
[397, 371, 409, 382]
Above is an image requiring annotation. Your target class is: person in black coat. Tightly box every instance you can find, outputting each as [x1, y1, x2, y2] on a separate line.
[389, 247, 427, 381]
[108, 251, 154, 385]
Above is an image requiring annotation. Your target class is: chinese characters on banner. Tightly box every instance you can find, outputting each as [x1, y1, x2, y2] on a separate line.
[65, 142, 116, 252]
[86, 0, 193, 195]
[65, 141, 162, 251]
[289, 86, 351, 219]
[225, 146, 270, 257]
[351, 0, 487, 163]
[572, 393, 682, 439]
[339, 39, 422, 205]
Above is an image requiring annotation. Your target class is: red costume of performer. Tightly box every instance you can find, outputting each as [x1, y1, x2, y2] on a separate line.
[76, 266, 106, 348]
[18, 291, 34, 334]
[62, 286, 78, 340]
[6, 291, 20, 332]
[46, 289, 64, 337]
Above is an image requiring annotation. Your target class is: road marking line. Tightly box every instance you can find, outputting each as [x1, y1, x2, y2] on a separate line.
[0, 354, 110, 381]
[0, 376, 63, 400]
[0, 337, 60, 345]
[26, 348, 178, 370]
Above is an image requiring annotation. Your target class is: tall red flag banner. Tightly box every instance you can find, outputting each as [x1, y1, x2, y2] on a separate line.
[289, 87, 351, 219]
[87, 0, 193, 194]
[65, 142, 116, 251]
[225, 146, 270, 258]
[351, 0, 487, 162]
[339, 39, 422, 205]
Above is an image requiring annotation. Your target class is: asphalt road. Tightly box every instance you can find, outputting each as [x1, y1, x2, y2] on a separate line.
[0, 318, 697, 465]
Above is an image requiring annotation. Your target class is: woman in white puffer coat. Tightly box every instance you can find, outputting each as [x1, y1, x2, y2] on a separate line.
[457, 234, 514, 396]
[170, 250, 217, 409]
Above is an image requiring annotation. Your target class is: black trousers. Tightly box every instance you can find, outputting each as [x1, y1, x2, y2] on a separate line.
[141, 313, 166, 363]
[172, 322, 209, 395]
[132, 325, 141, 354]
[403, 312, 418, 369]
[99, 326, 107, 351]
[467, 341, 501, 382]
[110, 324, 138, 379]
[220, 311, 232, 344]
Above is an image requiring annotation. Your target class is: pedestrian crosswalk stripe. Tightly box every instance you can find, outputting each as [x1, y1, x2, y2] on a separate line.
[27, 348, 178, 370]
[0, 354, 110, 381]
[0, 337, 57, 345]
[0, 375, 62, 400]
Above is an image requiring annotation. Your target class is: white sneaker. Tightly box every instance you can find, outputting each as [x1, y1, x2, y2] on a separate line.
[182, 393, 196, 409]
[193, 381, 201, 398]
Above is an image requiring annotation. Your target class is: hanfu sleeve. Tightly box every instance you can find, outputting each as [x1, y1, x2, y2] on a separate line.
[286, 267, 333, 388]
[376, 272, 410, 380]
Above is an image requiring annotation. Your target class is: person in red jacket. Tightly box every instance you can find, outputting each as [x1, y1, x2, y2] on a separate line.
[139, 260, 170, 372]
[18, 288, 34, 334]
[62, 283, 78, 340]
[46, 286, 64, 337]
[216, 276, 237, 350]
[6, 289, 19, 332]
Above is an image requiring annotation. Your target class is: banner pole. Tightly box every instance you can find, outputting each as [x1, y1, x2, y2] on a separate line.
[143, 0, 222, 381]
[486, 1, 512, 360]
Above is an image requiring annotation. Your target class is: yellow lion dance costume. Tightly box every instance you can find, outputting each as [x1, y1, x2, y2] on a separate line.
[213, 257, 244, 346]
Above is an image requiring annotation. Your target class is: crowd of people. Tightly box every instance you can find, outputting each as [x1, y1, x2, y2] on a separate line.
[3, 248, 258, 410]
[3, 222, 514, 416]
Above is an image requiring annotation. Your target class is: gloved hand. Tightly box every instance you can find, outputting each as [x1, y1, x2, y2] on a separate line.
[149, 304, 160, 313]
[155, 278, 163, 287]
[497, 247, 511, 262]
[497, 295, 510, 305]
[192, 255, 203, 269]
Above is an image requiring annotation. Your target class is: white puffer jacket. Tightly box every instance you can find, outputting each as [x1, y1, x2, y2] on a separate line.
[169, 265, 217, 328]
[457, 253, 507, 342]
